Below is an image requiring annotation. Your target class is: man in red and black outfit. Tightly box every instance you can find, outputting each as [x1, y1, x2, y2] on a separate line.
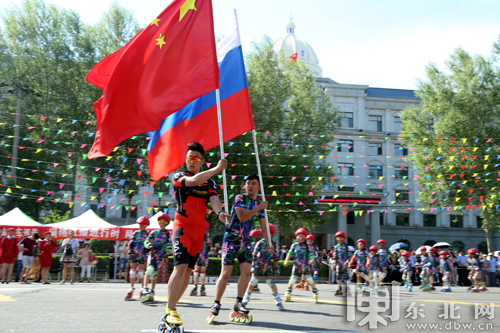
[164, 142, 229, 326]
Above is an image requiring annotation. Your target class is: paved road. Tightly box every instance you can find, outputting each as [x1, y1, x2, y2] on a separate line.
[1, 281, 499, 332]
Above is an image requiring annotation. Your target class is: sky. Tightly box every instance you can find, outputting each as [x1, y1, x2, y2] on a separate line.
[1, 0, 500, 90]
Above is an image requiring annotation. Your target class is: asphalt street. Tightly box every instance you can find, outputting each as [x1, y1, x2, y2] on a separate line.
[1, 281, 499, 333]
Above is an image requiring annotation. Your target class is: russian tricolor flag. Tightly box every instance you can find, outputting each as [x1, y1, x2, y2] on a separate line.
[147, 23, 254, 181]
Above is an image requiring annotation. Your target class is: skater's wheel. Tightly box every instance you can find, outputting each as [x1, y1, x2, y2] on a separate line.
[157, 318, 166, 333]
[207, 314, 215, 325]
[245, 313, 253, 324]
[177, 326, 184, 333]
[229, 312, 235, 322]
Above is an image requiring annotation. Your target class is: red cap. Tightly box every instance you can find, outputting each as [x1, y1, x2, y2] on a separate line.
[157, 213, 170, 224]
[7, 228, 15, 232]
[439, 250, 448, 256]
[250, 229, 262, 237]
[136, 216, 150, 226]
[467, 248, 478, 255]
[369, 245, 379, 252]
[376, 239, 386, 245]
[44, 231, 52, 236]
[268, 223, 276, 234]
[335, 231, 346, 239]
[295, 228, 308, 237]
[306, 234, 316, 241]
[401, 251, 410, 257]
[356, 238, 367, 247]
[429, 247, 437, 253]
[419, 246, 427, 251]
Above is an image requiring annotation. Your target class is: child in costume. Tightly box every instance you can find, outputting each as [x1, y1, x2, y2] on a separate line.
[438, 250, 453, 292]
[348, 238, 368, 291]
[191, 221, 212, 296]
[467, 248, 486, 292]
[365, 245, 382, 292]
[399, 251, 412, 291]
[141, 213, 171, 302]
[283, 228, 318, 302]
[242, 223, 283, 310]
[125, 216, 150, 301]
[332, 231, 349, 296]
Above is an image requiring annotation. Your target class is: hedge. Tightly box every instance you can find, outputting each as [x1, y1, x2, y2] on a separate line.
[49, 256, 329, 277]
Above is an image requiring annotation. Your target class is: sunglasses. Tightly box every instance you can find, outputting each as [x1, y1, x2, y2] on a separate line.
[186, 156, 202, 163]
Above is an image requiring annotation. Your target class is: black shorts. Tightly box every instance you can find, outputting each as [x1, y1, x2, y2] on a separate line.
[172, 226, 204, 269]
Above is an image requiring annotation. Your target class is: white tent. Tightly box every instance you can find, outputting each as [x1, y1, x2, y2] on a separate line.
[0, 207, 43, 237]
[0, 207, 42, 227]
[121, 211, 173, 231]
[44, 210, 121, 240]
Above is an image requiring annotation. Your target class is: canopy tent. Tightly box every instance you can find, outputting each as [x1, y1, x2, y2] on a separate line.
[44, 210, 121, 241]
[120, 211, 173, 240]
[0, 207, 44, 237]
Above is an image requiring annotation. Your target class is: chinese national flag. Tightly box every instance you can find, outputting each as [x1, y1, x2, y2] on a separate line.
[86, 0, 219, 158]
[289, 52, 298, 63]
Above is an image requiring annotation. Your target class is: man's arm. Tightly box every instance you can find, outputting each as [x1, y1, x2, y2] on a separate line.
[235, 201, 268, 223]
[209, 195, 230, 224]
[183, 159, 227, 187]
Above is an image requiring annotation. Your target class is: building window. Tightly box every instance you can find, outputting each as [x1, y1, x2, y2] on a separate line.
[369, 115, 382, 132]
[450, 215, 463, 228]
[395, 167, 408, 179]
[369, 188, 383, 193]
[368, 165, 383, 178]
[338, 186, 354, 192]
[380, 213, 384, 226]
[90, 204, 106, 218]
[121, 206, 138, 219]
[395, 190, 409, 203]
[341, 112, 353, 128]
[394, 117, 403, 132]
[368, 143, 382, 155]
[394, 144, 408, 157]
[396, 213, 410, 226]
[347, 211, 355, 224]
[337, 140, 354, 153]
[423, 214, 436, 227]
[476, 216, 483, 228]
[338, 163, 354, 176]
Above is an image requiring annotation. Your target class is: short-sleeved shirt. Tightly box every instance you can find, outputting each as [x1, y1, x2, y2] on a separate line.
[129, 230, 149, 257]
[333, 243, 349, 266]
[367, 253, 381, 271]
[253, 239, 279, 267]
[440, 258, 453, 272]
[353, 249, 369, 269]
[223, 194, 265, 243]
[146, 229, 170, 260]
[172, 171, 218, 228]
[20, 238, 36, 256]
[288, 242, 313, 265]
[377, 248, 388, 266]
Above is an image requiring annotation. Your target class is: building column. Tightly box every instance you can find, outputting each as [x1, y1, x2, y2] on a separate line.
[371, 210, 381, 246]
[338, 210, 347, 238]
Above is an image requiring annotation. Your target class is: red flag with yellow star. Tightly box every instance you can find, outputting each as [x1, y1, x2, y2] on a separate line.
[86, 0, 219, 158]
[289, 52, 298, 63]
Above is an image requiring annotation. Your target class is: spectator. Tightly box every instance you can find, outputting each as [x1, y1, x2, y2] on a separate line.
[18, 233, 39, 283]
[117, 240, 129, 282]
[78, 242, 94, 283]
[15, 249, 23, 282]
[31, 238, 42, 282]
[214, 243, 222, 258]
[0, 228, 19, 284]
[455, 250, 469, 286]
[487, 253, 497, 287]
[280, 245, 288, 260]
[327, 246, 336, 284]
[39, 232, 57, 284]
[60, 230, 79, 284]
[481, 254, 490, 286]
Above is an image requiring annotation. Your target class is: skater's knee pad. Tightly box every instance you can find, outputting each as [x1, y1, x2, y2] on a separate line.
[306, 275, 315, 285]
[289, 276, 298, 285]
[200, 273, 206, 280]
[137, 269, 144, 279]
[442, 275, 449, 283]
[266, 278, 275, 288]
[146, 266, 155, 276]
[192, 270, 199, 278]
[250, 276, 259, 287]
[129, 269, 137, 279]
[152, 271, 158, 280]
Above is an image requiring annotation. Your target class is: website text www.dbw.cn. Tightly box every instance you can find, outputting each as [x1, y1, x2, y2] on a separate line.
[406, 321, 493, 331]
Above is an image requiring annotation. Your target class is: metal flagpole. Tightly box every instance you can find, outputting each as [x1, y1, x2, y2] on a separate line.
[215, 89, 229, 216]
[251, 129, 272, 246]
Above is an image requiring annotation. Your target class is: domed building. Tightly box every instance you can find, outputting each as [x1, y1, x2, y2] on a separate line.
[272, 19, 323, 77]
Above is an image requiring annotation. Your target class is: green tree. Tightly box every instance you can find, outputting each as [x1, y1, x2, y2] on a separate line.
[400, 46, 500, 252]
[204, 37, 339, 232]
